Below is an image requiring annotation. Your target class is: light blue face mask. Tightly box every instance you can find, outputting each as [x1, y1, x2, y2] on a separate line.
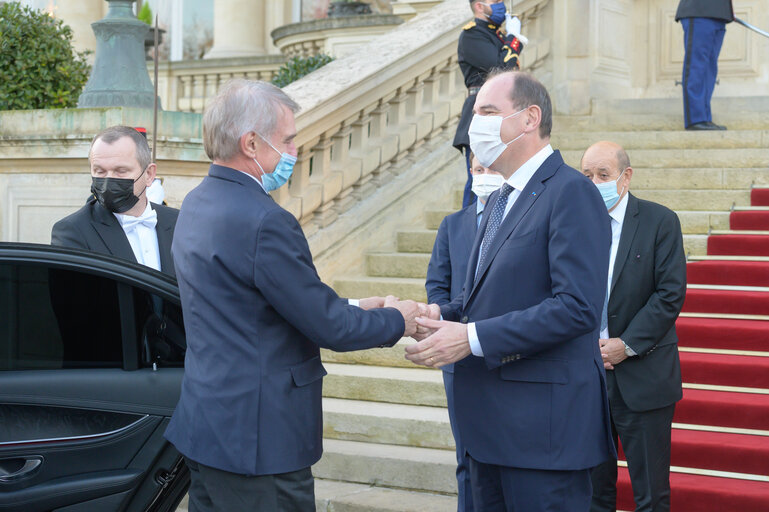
[253, 134, 297, 192]
[595, 168, 627, 210]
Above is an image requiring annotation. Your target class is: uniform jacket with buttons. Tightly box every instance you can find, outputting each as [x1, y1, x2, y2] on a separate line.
[675, 0, 733, 23]
[605, 193, 686, 412]
[440, 151, 615, 471]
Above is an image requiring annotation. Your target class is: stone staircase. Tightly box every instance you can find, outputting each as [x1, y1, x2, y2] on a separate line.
[305, 97, 769, 511]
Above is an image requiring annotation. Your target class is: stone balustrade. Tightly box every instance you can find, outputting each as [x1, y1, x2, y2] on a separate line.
[152, 55, 287, 114]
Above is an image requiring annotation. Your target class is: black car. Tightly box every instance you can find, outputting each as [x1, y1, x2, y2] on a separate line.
[0, 243, 189, 512]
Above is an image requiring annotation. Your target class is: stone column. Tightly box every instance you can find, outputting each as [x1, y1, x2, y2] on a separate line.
[205, 0, 266, 59]
[54, 0, 106, 60]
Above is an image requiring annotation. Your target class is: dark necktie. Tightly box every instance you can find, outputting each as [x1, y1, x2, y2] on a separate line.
[475, 183, 514, 281]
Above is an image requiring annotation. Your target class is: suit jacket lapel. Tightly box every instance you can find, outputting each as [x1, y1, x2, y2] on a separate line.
[460, 203, 479, 254]
[464, 152, 561, 305]
[610, 193, 640, 295]
[90, 202, 137, 263]
[153, 204, 175, 275]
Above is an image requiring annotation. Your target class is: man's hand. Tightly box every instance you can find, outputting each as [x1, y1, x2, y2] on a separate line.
[504, 14, 528, 44]
[600, 337, 628, 370]
[413, 303, 441, 340]
[404, 318, 471, 368]
[358, 296, 385, 310]
[384, 295, 421, 338]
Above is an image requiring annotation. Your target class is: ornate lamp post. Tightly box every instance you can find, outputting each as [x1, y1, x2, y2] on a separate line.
[78, 0, 157, 108]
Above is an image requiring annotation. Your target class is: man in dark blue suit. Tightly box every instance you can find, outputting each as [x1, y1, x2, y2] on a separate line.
[425, 154, 504, 512]
[407, 71, 615, 511]
[165, 79, 421, 512]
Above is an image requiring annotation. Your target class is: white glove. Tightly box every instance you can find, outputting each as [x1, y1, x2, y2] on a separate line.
[505, 14, 529, 45]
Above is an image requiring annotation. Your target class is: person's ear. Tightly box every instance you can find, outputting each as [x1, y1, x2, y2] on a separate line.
[525, 105, 542, 133]
[240, 132, 259, 158]
[145, 163, 157, 185]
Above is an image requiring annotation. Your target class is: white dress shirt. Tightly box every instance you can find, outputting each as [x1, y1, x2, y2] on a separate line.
[601, 192, 629, 339]
[467, 144, 554, 356]
[114, 202, 161, 272]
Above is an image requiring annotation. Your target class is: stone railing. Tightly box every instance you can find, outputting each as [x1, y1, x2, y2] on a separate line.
[267, 0, 475, 234]
[271, 14, 403, 58]
[152, 55, 286, 114]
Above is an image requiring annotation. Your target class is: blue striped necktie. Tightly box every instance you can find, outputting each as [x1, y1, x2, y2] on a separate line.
[476, 183, 514, 281]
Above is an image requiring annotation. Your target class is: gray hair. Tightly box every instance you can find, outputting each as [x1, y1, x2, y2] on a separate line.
[90, 125, 151, 170]
[487, 70, 553, 138]
[203, 79, 300, 162]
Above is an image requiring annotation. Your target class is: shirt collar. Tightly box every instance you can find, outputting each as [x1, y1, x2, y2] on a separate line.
[476, 199, 485, 216]
[113, 200, 153, 225]
[609, 191, 630, 224]
[505, 144, 554, 192]
[236, 169, 266, 192]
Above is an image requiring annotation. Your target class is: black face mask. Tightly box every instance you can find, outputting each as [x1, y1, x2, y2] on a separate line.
[91, 167, 147, 214]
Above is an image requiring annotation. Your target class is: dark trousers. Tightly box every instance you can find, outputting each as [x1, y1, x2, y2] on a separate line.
[590, 378, 676, 512]
[467, 454, 592, 512]
[185, 457, 315, 512]
[681, 17, 726, 127]
[462, 148, 476, 208]
[443, 370, 474, 512]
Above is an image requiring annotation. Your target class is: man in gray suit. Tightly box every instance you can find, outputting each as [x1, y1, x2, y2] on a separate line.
[582, 141, 687, 512]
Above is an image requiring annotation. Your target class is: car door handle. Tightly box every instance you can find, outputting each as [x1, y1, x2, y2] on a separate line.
[0, 457, 43, 483]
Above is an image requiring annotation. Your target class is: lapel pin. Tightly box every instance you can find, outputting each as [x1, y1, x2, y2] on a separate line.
[531, 192, 536, 196]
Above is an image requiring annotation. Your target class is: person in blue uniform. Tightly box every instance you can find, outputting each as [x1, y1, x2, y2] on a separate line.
[676, 0, 734, 130]
[454, 0, 525, 207]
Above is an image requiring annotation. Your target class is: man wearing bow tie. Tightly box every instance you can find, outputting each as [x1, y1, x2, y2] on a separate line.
[51, 125, 179, 276]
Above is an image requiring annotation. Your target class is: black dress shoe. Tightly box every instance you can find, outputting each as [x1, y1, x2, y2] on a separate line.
[686, 122, 720, 131]
[706, 121, 727, 130]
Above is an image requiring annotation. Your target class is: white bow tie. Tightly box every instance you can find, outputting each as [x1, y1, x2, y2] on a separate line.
[120, 208, 158, 232]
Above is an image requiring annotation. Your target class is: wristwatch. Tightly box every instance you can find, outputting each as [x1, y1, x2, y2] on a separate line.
[622, 340, 635, 357]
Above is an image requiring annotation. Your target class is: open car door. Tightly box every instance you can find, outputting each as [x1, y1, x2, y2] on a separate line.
[0, 243, 189, 512]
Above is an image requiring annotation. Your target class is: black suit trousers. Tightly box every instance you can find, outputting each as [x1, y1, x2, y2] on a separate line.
[185, 458, 315, 512]
[590, 371, 676, 512]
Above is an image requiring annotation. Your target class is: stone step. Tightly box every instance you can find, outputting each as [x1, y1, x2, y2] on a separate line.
[553, 114, 769, 132]
[313, 439, 456, 495]
[630, 168, 769, 191]
[315, 479, 456, 512]
[684, 234, 708, 256]
[552, 130, 769, 151]
[367, 253, 430, 278]
[321, 340, 419, 369]
[560, 148, 769, 170]
[323, 362, 445, 407]
[396, 230, 437, 253]
[323, 397, 453, 450]
[632, 189, 749, 211]
[425, 209, 457, 230]
[334, 276, 427, 302]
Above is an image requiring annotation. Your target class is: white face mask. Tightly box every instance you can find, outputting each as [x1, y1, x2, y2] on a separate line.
[468, 108, 527, 168]
[471, 173, 506, 201]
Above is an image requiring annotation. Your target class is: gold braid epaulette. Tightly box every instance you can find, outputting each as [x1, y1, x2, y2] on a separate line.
[463, 20, 476, 30]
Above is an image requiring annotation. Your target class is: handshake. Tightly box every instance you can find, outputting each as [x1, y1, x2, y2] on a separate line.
[359, 296, 472, 368]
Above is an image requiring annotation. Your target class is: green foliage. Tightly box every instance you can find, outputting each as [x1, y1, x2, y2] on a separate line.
[271, 54, 334, 88]
[137, 2, 153, 25]
[0, 2, 91, 111]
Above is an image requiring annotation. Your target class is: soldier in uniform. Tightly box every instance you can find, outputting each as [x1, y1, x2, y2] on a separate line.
[676, 0, 733, 130]
[454, 0, 525, 207]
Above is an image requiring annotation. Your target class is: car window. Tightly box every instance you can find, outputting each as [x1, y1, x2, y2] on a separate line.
[132, 288, 186, 368]
[0, 263, 123, 370]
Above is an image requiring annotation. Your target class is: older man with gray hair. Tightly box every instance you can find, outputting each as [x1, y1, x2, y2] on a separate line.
[164, 79, 420, 511]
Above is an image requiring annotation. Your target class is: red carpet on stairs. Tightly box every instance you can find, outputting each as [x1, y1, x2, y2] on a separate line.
[680, 351, 769, 388]
[674, 388, 769, 431]
[708, 234, 769, 256]
[619, 429, 769, 476]
[617, 467, 769, 512]
[682, 288, 769, 316]
[730, 210, 769, 230]
[687, 260, 769, 287]
[750, 188, 769, 206]
[676, 317, 769, 351]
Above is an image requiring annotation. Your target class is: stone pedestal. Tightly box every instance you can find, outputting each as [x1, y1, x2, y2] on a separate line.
[77, 0, 157, 108]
